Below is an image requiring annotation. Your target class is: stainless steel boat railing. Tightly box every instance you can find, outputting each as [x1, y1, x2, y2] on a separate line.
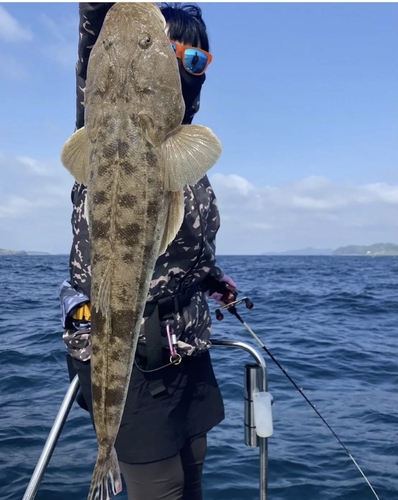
[22, 375, 81, 500]
[211, 339, 269, 500]
[22, 339, 269, 500]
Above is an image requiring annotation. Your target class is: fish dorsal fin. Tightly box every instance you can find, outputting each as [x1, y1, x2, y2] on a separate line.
[61, 127, 91, 185]
[161, 125, 222, 191]
[158, 190, 184, 256]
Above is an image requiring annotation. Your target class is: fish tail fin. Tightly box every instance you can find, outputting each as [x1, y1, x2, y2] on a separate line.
[87, 447, 122, 500]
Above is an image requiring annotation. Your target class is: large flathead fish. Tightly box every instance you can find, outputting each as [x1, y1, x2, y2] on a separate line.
[61, 3, 222, 499]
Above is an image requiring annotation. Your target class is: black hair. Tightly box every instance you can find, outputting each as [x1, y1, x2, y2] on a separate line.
[159, 3, 209, 52]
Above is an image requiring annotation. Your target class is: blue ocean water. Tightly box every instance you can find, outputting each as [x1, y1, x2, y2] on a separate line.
[0, 255, 397, 500]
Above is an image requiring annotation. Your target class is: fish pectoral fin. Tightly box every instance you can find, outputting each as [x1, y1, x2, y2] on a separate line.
[158, 190, 184, 256]
[61, 127, 91, 185]
[161, 125, 222, 191]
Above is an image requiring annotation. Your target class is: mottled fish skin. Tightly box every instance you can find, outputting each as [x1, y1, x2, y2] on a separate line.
[85, 2, 183, 496]
[60, 2, 221, 497]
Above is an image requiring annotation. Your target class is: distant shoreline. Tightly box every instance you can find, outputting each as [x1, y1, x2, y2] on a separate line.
[1, 242, 397, 258]
[261, 253, 398, 257]
[0, 250, 67, 256]
[262, 243, 398, 257]
[0, 251, 51, 256]
[1, 253, 397, 258]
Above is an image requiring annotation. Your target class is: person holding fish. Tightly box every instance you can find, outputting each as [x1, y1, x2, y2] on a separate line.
[60, 3, 237, 500]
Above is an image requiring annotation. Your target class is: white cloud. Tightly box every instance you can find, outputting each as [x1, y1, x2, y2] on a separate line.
[39, 13, 66, 42]
[210, 173, 398, 254]
[0, 6, 32, 42]
[0, 7, 31, 80]
[0, 152, 74, 253]
[0, 195, 32, 218]
[362, 183, 398, 204]
[214, 173, 255, 196]
[0, 7, 76, 82]
[0, 155, 397, 255]
[39, 13, 77, 69]
[17, 156, 55, 176]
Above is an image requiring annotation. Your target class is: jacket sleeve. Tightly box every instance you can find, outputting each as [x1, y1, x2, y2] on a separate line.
[59, 280, 90, 329]
[66, 4, 116, 297]
[75, 3, 115, 130]
[200, 177, 225, 282]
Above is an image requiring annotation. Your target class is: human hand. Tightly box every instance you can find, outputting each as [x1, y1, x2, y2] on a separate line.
[208, 274, 238, 306]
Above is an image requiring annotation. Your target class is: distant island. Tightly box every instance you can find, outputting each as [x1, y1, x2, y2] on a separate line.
[0, 248, 50, 256]
[263, 243, 398, 256]
[2, 243, 398, 257]
[333, 243, 398, 256]
[263, 247, 334, 256]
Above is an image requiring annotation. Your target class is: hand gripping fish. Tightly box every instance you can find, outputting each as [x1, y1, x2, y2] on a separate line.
[61, 3, 222, 499]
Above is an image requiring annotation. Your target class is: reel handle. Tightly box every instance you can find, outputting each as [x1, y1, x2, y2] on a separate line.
[214, 297, 254, 322]
[215, 308, 224, 321]
[245, 298, 253, 309]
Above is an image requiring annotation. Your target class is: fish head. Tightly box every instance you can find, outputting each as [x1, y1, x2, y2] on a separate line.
[85, 2, 185, 145]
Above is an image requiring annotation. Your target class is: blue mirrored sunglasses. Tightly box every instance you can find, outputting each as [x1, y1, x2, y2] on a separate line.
[170, 41, 213, 76]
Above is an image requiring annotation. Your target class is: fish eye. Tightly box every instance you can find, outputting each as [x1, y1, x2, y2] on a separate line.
[139, 35, 152, 49]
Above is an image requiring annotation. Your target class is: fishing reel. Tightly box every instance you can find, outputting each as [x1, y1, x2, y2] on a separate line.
[204, 275, 253, 321]
[215, 296, 253, 321]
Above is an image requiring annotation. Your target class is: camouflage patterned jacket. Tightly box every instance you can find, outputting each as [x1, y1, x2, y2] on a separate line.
[61, 177, 225, 361]
[60, 3, 225, 362]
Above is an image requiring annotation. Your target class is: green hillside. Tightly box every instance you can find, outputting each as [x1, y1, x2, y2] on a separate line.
[333, 243, 398, 256]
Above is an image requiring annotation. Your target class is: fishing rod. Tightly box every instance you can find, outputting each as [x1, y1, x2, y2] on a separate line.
[214, 296, 381, 500]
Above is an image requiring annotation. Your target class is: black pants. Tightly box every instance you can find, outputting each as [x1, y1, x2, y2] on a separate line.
[67, 353, 224, 464]
[119, 435, 207, 500]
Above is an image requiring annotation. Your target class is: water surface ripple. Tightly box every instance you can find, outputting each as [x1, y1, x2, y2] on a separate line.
[0, 255, 396, 500]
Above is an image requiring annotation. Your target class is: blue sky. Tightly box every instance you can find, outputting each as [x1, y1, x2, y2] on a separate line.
[0, 2, 397, 254]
